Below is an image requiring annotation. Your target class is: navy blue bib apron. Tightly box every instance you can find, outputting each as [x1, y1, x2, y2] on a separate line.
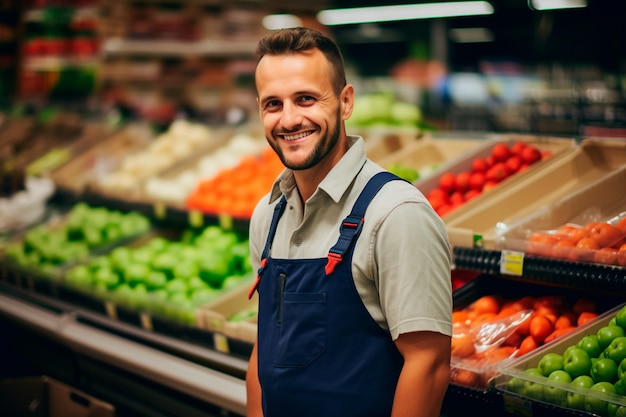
[250, 172, 405, 417]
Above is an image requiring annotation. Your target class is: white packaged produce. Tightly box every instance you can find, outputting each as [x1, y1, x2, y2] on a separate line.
[0, 177, 55, 233]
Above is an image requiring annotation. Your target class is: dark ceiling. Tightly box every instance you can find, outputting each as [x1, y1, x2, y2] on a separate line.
[325, 0, 625, 76]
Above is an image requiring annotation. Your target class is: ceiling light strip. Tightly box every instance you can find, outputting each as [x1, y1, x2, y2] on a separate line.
[317, 1, 494, 26]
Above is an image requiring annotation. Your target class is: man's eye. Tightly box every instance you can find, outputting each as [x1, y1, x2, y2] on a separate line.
[300, 96, 314, 103]
[266, 100, 281, 109]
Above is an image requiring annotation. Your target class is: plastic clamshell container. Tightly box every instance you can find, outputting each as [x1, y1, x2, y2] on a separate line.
[491, 303, 626, 414]
[495, 163, 626, 265]
[442, 138, 626, 249]
[376, 136, 483, 181]
[449, 276, 625, 391]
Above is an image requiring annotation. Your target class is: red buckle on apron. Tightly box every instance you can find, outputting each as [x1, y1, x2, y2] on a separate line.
[325, 252, 342, 275]
[248, 258, 267, 299]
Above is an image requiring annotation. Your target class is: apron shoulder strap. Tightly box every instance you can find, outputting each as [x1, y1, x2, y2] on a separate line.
[325, 172, 405, 275]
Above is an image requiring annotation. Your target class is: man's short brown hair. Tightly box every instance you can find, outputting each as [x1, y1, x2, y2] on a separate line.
[256, 27, 347, 96]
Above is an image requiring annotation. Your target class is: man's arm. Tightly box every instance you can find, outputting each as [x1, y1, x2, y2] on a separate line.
[246, 341, 263, 417]
[391, 331, 451, 417]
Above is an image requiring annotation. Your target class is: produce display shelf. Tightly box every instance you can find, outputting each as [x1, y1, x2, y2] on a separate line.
[0, 283, 248, 417]
[453, 247, 626, 293]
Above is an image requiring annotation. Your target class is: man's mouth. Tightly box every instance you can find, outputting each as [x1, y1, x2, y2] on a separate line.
[281, 130, 314, 141]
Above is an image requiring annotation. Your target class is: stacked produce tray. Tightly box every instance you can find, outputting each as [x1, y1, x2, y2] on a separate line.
[439, 138, 626, 249]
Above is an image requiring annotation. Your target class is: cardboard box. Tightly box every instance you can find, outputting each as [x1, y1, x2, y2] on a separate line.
[491, 303, 626, 415]
[441, 138, 626, 249]
[495, 164, 626, 265]
[0, 375, 115, 417]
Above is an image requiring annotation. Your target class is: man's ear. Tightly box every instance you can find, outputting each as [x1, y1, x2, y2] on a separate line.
[340, 84, 355, 121]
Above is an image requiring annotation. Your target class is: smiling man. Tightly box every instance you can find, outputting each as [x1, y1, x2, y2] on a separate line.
[246, 27, 452, 417]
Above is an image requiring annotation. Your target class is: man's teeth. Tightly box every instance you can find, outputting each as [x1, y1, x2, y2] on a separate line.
[283, 132, 310, 141]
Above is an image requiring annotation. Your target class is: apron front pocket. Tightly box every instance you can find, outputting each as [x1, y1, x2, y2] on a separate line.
[274, 292, 327, 368]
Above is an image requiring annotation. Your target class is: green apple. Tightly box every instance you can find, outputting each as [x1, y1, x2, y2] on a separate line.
[578, 334, 602, 358]
[615, 305, 626, 330]
[522, 367, 545, 401]
[124, 262, 151, 286]
[567, 374, 594, 410]
[109, 246, 132, 271]
[94, 267, 121, 289]
[65, 264, 93, 289]
[538, 352, 564, 377]
[151, 252, 177, 278]
[130, 246, 154, 265]
[190, 287, 220, 305]
[146, 236, 170, 253]
[618, 358, 626, 381]
[544, 370, 572, 407]
[598, 325, 626, 351]
[585, 381, 616, 416]
[145, 271, 168, 290]
[605, 337, 626, 364]
[591, 357, 618, 383]
[166, 278, 188, 295]
[173, 260, 200, 281]
[564, 346, 592, 378]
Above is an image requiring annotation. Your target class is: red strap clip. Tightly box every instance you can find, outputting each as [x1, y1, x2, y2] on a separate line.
[325, 252, 342, 275]
[248, 258, 267, 299]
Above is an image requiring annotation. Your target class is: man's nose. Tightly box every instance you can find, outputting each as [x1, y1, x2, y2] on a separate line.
[281, 101, 303, 129]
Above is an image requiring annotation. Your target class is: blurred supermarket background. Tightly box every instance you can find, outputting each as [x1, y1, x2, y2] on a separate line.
[0, 0, 625, 138]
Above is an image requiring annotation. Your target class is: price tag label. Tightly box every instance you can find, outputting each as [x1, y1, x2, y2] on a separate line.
[189, 210, 204, 228]
[153, 202, 166, 219]
[502, 393, 533, 417]
[105, 301, 118, 321]
[214, 333, 230, 354]
[473, 234, 484, 248]
[140, 313, 153, 331]
[500, 250, 525, 276]
[218, 213, 233, 231]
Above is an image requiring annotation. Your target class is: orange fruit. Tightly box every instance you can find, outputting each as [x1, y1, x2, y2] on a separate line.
[571, 237, 600, 262]
[616, 217, 626, 235]
[517, 335, 539, 357]
[594, 247, 618, 265]
[590, 223, 623, 248]
[451, 334, 476, 358]
[471, 295, 501, 315]
[618, 243, 626, 267]
[555, 312, 576, 330]
[577, 311, 598, 327]
[551, 239, 575, 260]
[530, 314, 554, 344]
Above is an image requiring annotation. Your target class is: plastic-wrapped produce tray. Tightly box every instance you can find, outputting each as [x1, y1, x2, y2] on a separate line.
[495, 164, 626, 267]
[450, 275, 624, 390]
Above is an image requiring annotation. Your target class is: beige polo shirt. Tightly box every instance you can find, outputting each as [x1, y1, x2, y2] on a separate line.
[249, 136, 453, 340]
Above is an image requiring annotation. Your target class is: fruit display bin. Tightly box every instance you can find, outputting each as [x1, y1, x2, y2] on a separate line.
[138, 128, 268, 208]
[413, 134, 576, 228]
[495, 164, 626, 267]
[363, 130, 423, 164]
[442, 138, 626, 249]
[195, 281, 257, 345]
[375, 136, 484, 182]
[85, 121, 232, 204]
[491, 303, 626, 417]
[449, 275, 624, 391]
[0, 203, 153, 294]
[49, 123, 155, 196]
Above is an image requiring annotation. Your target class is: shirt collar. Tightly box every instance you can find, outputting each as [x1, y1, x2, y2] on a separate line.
[267, 135, 366, 204]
